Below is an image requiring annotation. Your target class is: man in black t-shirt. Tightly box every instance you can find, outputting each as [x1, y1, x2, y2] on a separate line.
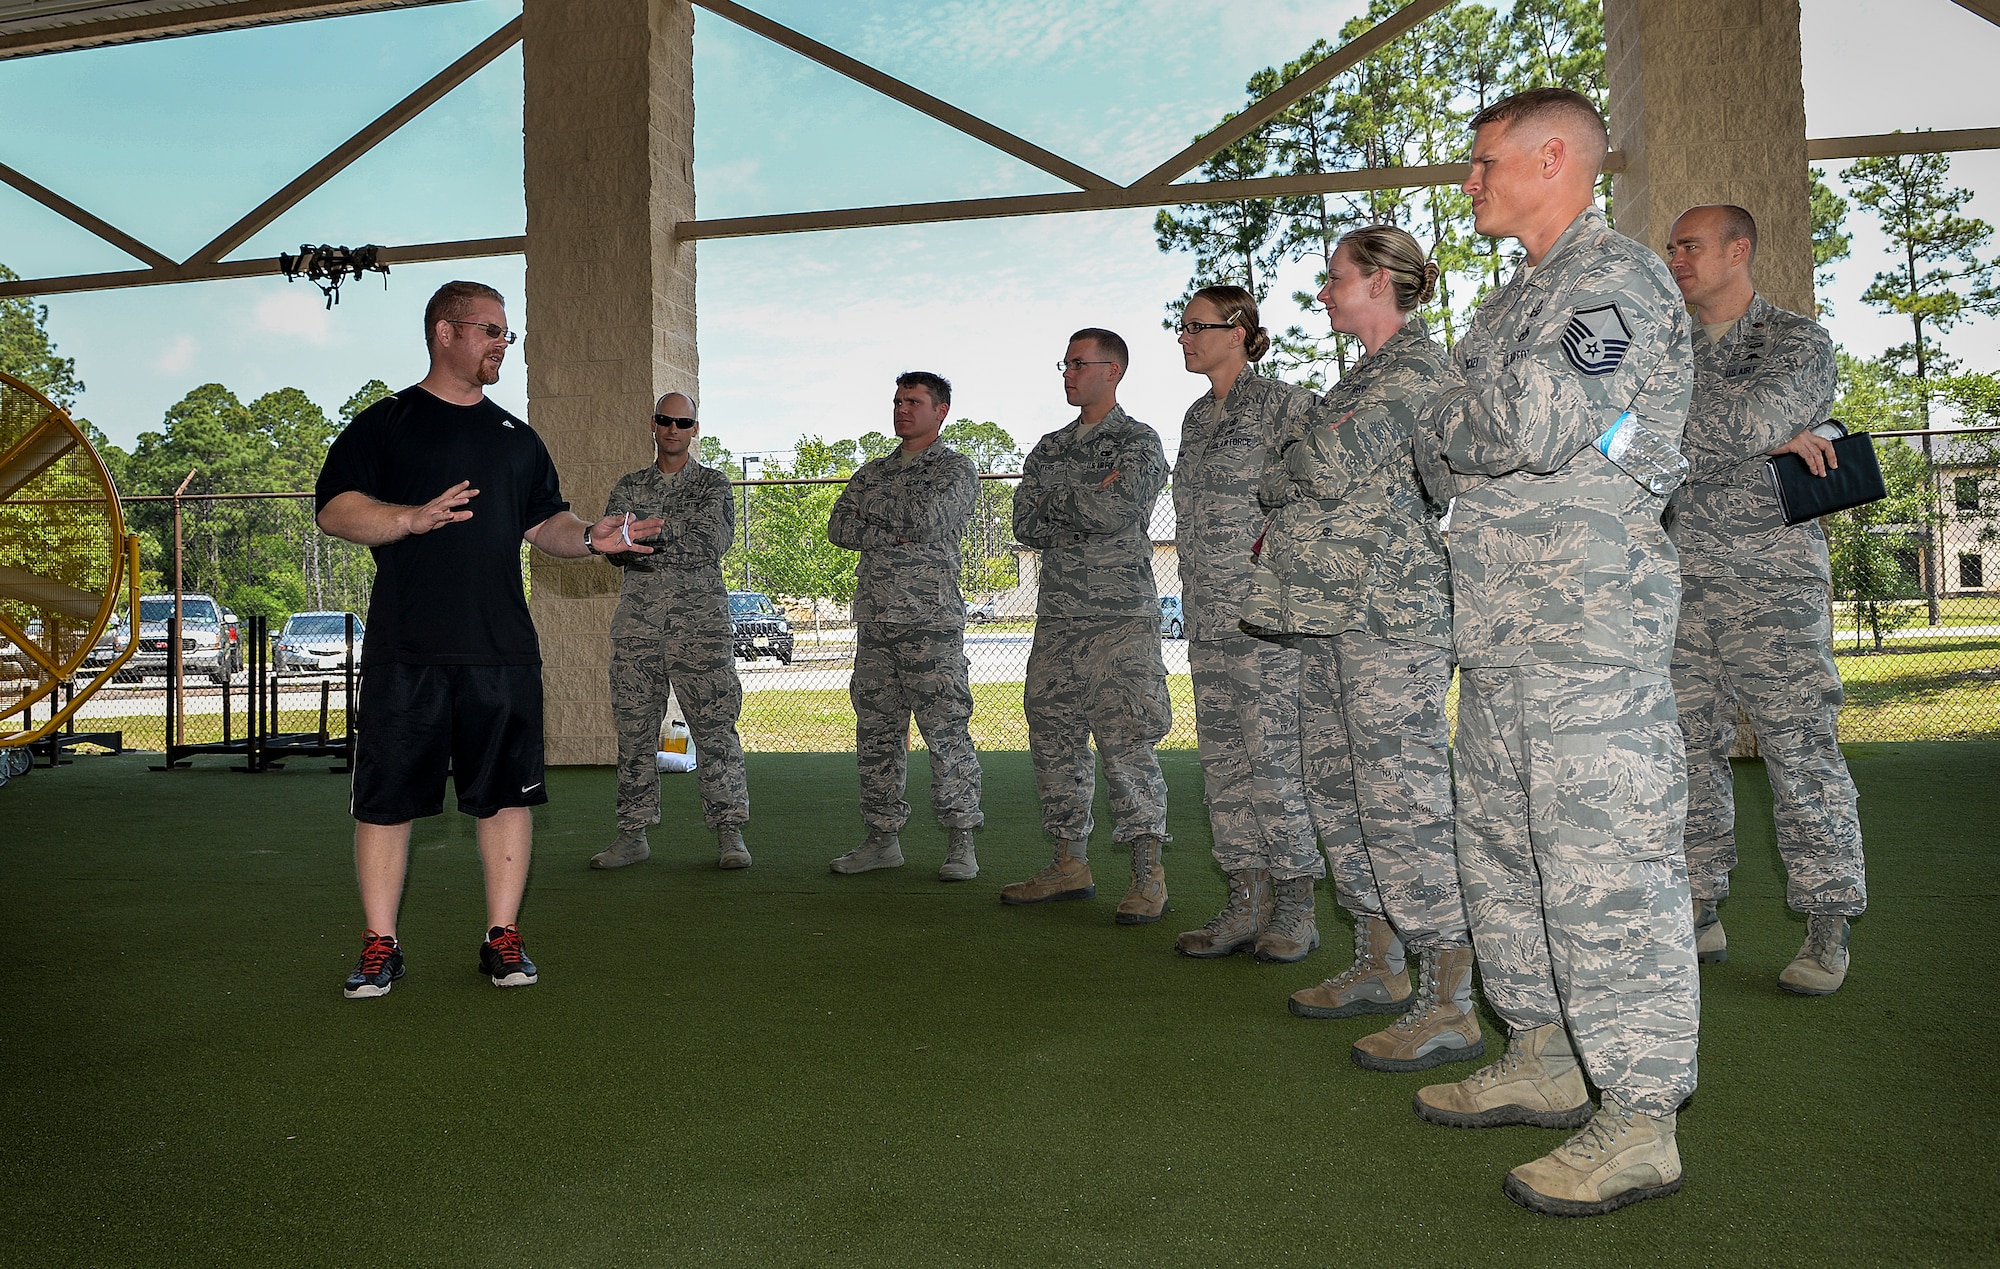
[316, 280, 663, 999]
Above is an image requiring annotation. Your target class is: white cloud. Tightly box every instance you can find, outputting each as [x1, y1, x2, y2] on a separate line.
[252, 289, 334, 345]
[151, 334, 197, 374]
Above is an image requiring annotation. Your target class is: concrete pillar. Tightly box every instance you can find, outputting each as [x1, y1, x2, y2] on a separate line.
[522, 0, 697, 765]
[1604, 0, 1815, 317]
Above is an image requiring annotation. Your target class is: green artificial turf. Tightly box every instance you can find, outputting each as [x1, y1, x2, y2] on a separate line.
[2, 744, 1996, 1266]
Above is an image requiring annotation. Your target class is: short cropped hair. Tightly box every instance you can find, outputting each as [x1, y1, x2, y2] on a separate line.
[896, 370, 952, 408]
[423, 281, 505, 352]
[1470, 87, 1609, 169]
[1070, 327, 1130, 369]
[1711, 203, 1759, 260]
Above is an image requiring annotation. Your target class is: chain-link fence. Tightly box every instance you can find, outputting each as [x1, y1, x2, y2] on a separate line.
[655, 472, 1197, 752]
[7, 434, 1997, 758]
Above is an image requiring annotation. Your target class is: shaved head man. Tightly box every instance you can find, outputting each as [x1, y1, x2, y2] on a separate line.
[1664, 201, 1867, 998]
[595, 388, 753, 872]
[1461, 88, 1609, 262]
[1413, 87, 1699, 1217]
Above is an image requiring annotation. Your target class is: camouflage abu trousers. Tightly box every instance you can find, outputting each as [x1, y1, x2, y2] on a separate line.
[611, 632, 748, 832]
[1672, 576, 1866, 915]
[1189, 633, 1319, 880]
[852, 624, 984, 832]
[1299, 632, 1467, 949]
[1455, 664, 1699, 1116]
[1025, 616, 1172, 844]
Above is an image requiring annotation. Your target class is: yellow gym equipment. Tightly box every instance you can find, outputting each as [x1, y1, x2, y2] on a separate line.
[0, 369, 142, 772]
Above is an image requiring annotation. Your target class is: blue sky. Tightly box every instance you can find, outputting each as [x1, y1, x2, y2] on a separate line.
[2, 0, 1997, 482]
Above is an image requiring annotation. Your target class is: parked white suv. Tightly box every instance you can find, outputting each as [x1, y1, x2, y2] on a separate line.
[120, 594, 241, 684]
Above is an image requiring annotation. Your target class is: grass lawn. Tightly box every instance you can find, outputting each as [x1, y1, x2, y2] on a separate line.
[2, 743, 1996, 1265]
[1834, 594, 2000, 632]
[1835, 638, 2000, 740]
[739, 676, 1203, 752]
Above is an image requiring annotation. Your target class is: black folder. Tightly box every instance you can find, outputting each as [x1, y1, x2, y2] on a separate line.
[1765, 430, 1887, 525]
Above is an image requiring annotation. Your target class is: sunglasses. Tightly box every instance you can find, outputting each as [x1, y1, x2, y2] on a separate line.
[652, 415, 698, 430]
[443, 319, 518, 344]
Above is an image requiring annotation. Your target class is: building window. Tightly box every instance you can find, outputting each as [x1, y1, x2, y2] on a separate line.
[1961, 553, 1985, 590]
[1955, 475, 1981, 514]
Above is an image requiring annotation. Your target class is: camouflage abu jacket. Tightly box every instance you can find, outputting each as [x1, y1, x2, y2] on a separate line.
[1172, 365, 1316, 641]
[1014, 404, 1168, 620]
[1665, 292, 1836, 584]
[828, 441, 979, 628]
[1242, 318, 1451, 646]
[1415, 206, 1693, 672]
[603, 459, 735, 640]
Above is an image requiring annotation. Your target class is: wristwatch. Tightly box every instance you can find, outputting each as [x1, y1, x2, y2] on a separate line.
[585, 527, 602, 555]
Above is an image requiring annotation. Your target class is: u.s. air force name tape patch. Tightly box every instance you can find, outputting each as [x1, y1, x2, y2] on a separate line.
[1561, 303, 1634, 376]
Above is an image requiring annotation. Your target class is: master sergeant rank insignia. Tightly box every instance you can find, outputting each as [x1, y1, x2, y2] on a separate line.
[1561, 303, 1634, 377]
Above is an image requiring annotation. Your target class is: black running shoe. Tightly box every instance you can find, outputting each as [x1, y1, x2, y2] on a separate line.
[343, 931, 404, 999]
[479, 924, 538, 987]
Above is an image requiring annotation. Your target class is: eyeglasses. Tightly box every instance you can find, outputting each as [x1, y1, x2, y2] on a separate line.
[444, 319, 518, 344]
[1176, 320, 1235, 336]
[652, 415, 698, 430]
[1056, 359, 1117, 373]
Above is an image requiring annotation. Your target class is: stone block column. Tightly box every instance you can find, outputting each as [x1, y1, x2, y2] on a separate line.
[1604, 0, 1814, 317]
[523, 0, 697, 765]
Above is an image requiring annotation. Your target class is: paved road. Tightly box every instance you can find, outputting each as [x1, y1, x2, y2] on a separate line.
[735, 631, 1192, 692]
[48, 631, 1197, 717]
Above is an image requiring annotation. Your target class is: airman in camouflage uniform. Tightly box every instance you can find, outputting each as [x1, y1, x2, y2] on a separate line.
[1170, 286, 1321, 961]
[827, 372, 984, 881]
[1410, 90, 1698, 1218]
[594, 392, 751, 871]
[1244, 303, 1476, 1072]
[1002, 328, 1173, 922]
[1665, 203, 1866, 995]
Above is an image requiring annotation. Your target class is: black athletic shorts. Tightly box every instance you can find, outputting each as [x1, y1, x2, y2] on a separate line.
[352, 662, 548, 824]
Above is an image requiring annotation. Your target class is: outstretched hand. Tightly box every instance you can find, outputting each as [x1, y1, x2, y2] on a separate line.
[405, 481, 478, 535]
[590, 512, 667, 554]
[1770, 428, 1838, 478]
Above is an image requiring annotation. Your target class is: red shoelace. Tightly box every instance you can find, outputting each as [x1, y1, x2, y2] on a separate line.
[355, 933, 397, 973]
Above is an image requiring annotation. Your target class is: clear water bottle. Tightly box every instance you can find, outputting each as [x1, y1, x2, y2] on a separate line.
[1596, 410, 1688, 497]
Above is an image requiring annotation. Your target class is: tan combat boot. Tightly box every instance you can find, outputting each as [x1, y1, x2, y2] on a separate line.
[1289, 914, 1414, 1018]
[590, 828, 651, 870]
[1254, 876, 1321, 963]
[1351, 944, 1485, 1072]
[1175, 869, 1272, 958]
[830, 831, 903, 874]
[1778, 914, 1850, 995]
[938, 827, 979, 882]
[1000, 841, 1093, 904]
[1502, 1097, 1683, 1217]
[1692, 896, 1726, 964]
[1414, 1021, 1593, 1129]
[1115, 835, 1168, 925]
[716, 826, 752, 870]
